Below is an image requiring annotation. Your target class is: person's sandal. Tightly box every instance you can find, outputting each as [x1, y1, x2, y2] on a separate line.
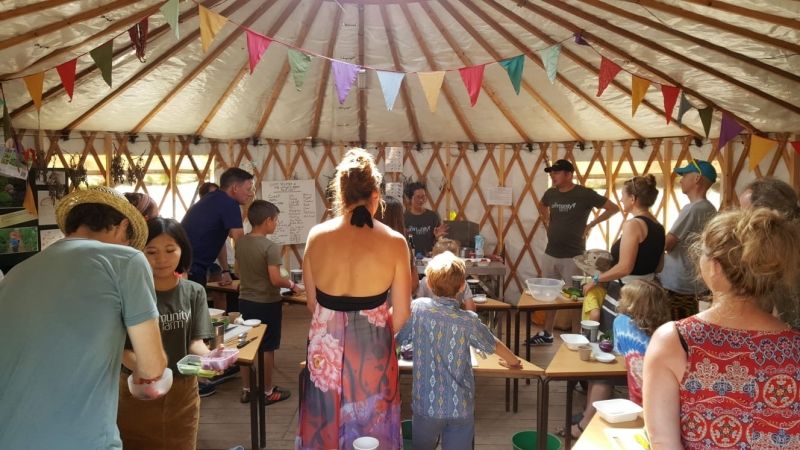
[240, 388, 250, 404]
[265, 386, 291, 405]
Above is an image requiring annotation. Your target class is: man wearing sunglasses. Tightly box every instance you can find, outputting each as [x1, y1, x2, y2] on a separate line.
[661, 159, 718, 320]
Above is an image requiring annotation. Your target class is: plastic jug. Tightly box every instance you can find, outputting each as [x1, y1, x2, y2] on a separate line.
[474, 234, 484, 258]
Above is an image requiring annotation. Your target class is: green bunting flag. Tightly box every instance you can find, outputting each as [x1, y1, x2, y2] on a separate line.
[698, 107, 713, 138]
[288, 50, 311, 91]
[676, 92, 693, 125]
[160, 0, 180, 39]
[498, 55, 524, 95]
[90, 40, 114, 87]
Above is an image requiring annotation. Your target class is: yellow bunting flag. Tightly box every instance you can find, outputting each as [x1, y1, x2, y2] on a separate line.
[417, 71, 445, 113]
[749, 135, 777, 170]
[23, 183, 37, 218]
[23, 72, 45, 110]
[199, 5, 228, 52]
[631, 76, 651, 116]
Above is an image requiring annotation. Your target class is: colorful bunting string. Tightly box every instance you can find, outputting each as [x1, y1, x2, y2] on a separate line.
[631, 76, 651, 117]
[539, 44, 561, 84]
[56, 59, 77, 101]
[23, 73, 44, 110]
[199, 5, 228, 53]
[749, 135, 776, 170]
[376, 71, 404, 111]
[128, 18, 148, 62]
[245, 29, 272, 74]
[287, 50, 311, 91]
[498, 55, 524, 95]
[597, 57, 621, 97]
[458, 65, 485, 107]
[90, 41, 114, 88]
[331, 61, 360, 105]
[718, 112, 743, 149]
[160, 0, 180, 39]
[660, 85, 679, 125]
[418, 71, 445, 113]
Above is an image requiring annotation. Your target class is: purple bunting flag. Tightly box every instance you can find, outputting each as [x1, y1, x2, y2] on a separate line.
[331, 60, 361, 104]
[718, 112, 744, 149]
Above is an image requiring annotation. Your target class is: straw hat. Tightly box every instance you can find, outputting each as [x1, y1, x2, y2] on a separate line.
[56, 186, 149, 250]
[573, 249, 613, 274]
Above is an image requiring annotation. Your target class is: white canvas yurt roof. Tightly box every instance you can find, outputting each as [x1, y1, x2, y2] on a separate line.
[1, 0, 798, 144]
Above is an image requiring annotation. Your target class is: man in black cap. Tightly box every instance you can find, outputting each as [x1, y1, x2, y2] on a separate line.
[528, 159, 619, 345]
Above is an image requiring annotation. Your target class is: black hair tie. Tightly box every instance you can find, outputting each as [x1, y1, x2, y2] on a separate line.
[350, 205, 374, 228]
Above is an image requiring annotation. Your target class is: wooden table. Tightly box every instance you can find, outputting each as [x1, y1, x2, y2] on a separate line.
[224, 324, 266, 450]
[541, 345, 628, 450]
[572, 414, 646, 450]
[418, 260, 508, 300]
[206, 279, 240, 294]
[513, 291, 584, 361]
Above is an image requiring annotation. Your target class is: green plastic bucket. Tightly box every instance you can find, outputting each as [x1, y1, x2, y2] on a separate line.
[512, 431, 562, 450]
[401, 420, 412, 450]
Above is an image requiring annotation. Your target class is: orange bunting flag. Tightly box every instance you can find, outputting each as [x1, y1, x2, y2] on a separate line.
[749, 135, 777, 170]
[791, 141, 800, 155]
[23, 72, 45, 110]
[418, 71, 446, 112]
[23, 183, 37, 218]
[199, 5, 228, 52]
[458, 64, 485, 107]
[661, 85, 680, 125]
[631, 76, 651, 116]
[597, 57, 621, 97]
[245, 29, 272, 73]
[56, 59, 77, 101]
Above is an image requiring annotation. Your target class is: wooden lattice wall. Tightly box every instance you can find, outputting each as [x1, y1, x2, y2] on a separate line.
[21, 130, 800, 301]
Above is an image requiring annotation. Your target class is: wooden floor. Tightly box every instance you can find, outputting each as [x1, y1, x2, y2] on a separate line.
[198, 304, 592, 450]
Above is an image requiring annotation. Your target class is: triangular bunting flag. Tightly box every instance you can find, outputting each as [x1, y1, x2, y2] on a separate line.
[23, 73, 44, 110]
[128, 18, 148, 62]
[676, 92, 693, 125]
[718, 112, 744, 149]
[749, 135, 777, 170]
[90, 40, 114, 87]
[245, 29, 272, 73]
[631, 76, 651, 116]
[661, 85, 680, 125]
[791, 141, 800, 155]
[376, 71, 404, 111]
[288, 50, 311, 91]
[56, 59, 77, 101]
[698, 107, 713, 137]
[539, 44, 561, 84]
[498, 55, 524, 95]
[199, 5, 228, 52]
[23, 183, 37, 217]
[160, 0, 180, 39]
[331, 60, 360, 104]
[458, 64, 485, 107]
[417, 71, 445, 112]
[597, 57, 621, 97]
[574, 33, 589, 45]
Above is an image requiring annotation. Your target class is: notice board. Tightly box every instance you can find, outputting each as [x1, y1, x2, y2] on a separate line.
[261, 179, 317, 245]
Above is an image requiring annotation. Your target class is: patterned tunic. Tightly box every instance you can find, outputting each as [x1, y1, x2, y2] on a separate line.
[613, 314, 651, 406]
[675, 316, 800, 449]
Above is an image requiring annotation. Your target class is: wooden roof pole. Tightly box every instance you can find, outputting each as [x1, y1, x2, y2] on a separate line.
[0, 0, 75, 21]
[9, 0, 218, 118]
[421, 2, 531, 142]
[250, 0, 316, 137]
[133, 1, 283, 133]
[437, 0, 580, 142]
[379, 4, 421, 143]
[308, 5, 344, 140]
[590, 0, 800, 85]
[2, 2, 162, 79]
[635, 0, 800, 53]
[0, 0, 144, 51]
[357, 4, 367, 145]
[195, 66, 248, 136]
[399, 3, 477, 143]
[537, 0, 800, 120]
[677, 0, 800, 31]
[472, 0, 647, 139]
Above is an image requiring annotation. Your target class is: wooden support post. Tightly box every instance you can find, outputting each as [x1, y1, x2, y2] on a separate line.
[605, 141, 614, 249]
[664, 138, 673, 226]
[498, 144, 506, 255]
[169, 136, 176, 218]
[445, 143, 451, 218]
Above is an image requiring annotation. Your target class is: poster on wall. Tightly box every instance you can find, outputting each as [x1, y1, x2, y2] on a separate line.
[39, 228, 64, 250]
[261, 179, 317, 246]
[384, 181, 404, 200]
[0, 225, 38, 254]
[37, 190, 59, 226]
[384, 147, 404, 173]
[0, 176, 28, 210]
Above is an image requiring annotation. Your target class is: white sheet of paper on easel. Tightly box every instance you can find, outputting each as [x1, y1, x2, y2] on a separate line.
[487, 186, 512, 206]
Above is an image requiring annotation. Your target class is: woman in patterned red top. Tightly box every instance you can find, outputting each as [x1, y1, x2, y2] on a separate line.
[643, 208, 800, 449]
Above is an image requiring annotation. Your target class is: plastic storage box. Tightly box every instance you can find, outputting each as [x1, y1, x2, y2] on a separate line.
[177, 355, 219, 378]
[593, 398, 643, 423]
[201, 348, 239, 371]
[560, 333, 590, 350]
[525, 278, 565, 301]
[127, 367, 173, 400]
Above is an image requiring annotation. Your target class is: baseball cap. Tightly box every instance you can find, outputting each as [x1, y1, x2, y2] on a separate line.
[544, 159, 575, 173]
[674, 159, 717, 183]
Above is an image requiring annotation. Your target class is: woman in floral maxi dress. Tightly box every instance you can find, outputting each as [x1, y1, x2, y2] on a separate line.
[296, 149, 412, 450]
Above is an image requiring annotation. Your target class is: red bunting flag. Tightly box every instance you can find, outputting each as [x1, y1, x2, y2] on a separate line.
[458, 64, 485, 107]
[245, 29, 272, 74]
[56, 59, 77, 101]
[791, 141, 800, 155]
[128, 18, 148, 62]
[661, 85, 680, 125]
[597, 57, 621, 97]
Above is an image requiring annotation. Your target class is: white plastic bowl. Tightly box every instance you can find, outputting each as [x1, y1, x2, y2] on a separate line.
[525, 278, 565, 301]
[593, 398, 643, 423]
[127, 367, 173, 400]
[560, 333, 590, 350]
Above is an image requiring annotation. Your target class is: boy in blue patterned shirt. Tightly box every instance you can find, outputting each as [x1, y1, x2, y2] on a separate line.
[396, 251, 520, 450]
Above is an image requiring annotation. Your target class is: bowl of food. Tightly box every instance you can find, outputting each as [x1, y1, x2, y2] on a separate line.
[525, 278, 565, 301]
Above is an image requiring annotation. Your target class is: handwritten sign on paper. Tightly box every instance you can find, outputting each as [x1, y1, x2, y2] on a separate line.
[486, 186, 513, 206]
[385, 182, 404, 200]
[261, 180, 317, 245]
[384, 147, 403, 173]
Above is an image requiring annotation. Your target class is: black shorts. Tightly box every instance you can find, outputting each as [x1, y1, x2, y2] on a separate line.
[238, 299, 283, 351]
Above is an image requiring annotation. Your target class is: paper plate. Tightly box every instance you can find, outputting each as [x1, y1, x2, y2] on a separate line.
[243, 319, 261, 327]
[594, 352, 615, 363]
[472, 295, 488, 304]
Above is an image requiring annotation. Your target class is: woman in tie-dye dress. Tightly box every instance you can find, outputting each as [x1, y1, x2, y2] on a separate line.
[644, 208, 800, 450]
[296, 149, 412, 450]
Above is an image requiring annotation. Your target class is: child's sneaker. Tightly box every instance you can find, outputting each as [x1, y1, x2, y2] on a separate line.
[240, 388, 250, 404]
[525, 331, 554, 346]
[265, 386, 291, 405]
[199, 382, 217, 397]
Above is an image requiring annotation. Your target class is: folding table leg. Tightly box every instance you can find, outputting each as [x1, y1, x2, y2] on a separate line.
[249, 365, 258, 450]
[525, 311, 532, 385]
[258, 350, 266, 448]
[538, 378, 550, 450]
[565, 380, 576, 450]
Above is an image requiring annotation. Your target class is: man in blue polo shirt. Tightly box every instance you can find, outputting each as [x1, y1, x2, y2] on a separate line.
[182, 167, 253, 287]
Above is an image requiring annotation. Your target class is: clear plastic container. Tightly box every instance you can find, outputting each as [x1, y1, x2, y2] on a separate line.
[593, 398, 643, 423]
[201, 348, 239, 371]
[176, 355, 219, 378]
[127, 367, 173, 400]
[525, 278, 565, 301]
[560, 333, 590, 350]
